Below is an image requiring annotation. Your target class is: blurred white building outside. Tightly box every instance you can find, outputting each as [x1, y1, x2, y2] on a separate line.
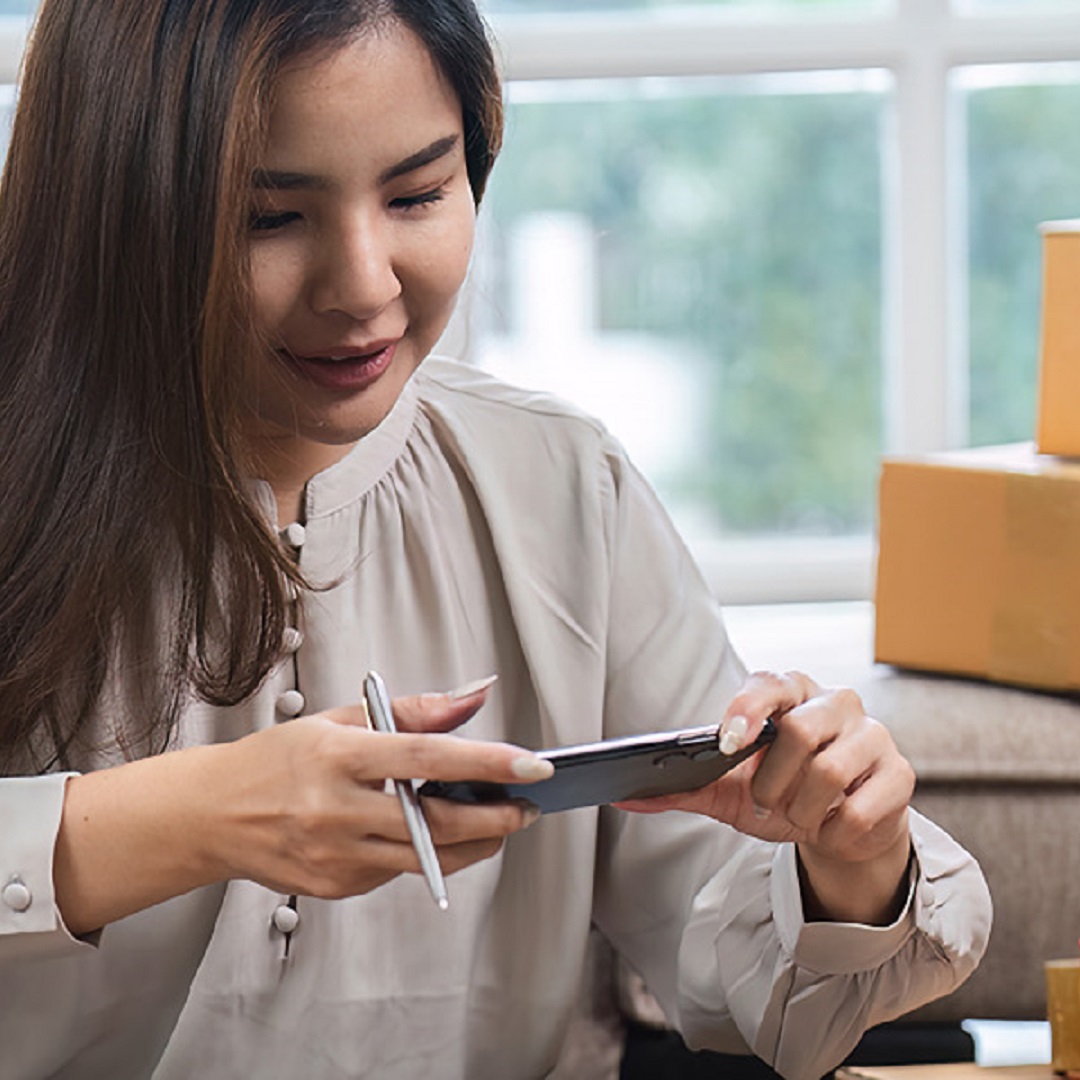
[468, 212, 706, 513]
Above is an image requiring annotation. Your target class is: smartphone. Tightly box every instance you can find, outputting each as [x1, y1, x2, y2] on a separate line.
[418, 717, 776, 814]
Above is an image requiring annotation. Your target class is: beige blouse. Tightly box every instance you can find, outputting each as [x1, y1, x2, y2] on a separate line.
[0, 359, 991, 1080]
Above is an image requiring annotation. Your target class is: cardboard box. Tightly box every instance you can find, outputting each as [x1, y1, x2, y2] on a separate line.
[1036, 219, 1080, 457]
[875, 442, 1080, 692]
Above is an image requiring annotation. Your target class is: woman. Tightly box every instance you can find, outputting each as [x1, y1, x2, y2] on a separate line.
[0, 1, 989, 1077]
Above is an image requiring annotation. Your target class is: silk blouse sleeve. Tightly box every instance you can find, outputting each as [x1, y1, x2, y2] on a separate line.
[589, 441, 992, 1080]
[0, 773, 96, 960]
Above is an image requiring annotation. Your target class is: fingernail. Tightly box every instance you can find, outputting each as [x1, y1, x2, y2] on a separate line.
[752, 803, 772, 821]
[719, 714, 748, 755]
[520, 804, 542, 828]
[510, 754, 555, 781]
[448, 674, 499, 701]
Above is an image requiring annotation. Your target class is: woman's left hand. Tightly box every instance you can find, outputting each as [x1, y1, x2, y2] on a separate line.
[617, 670, 915, 924]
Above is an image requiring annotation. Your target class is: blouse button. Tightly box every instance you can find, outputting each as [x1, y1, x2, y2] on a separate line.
[282, 523, 306, 549]
[282, 627, 303, 653]
[272, 904, 300, 934]
[2, 880, 32, 913]
[276, 689, 305, 718]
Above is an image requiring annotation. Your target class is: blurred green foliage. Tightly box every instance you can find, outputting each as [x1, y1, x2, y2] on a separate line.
[485, 83, 882, 535]
[967, 78, 1080, 447]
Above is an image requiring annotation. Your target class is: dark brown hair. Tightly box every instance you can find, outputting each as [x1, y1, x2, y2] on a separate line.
[0, 0, 503, 771]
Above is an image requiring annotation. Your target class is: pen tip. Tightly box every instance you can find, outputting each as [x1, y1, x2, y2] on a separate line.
[438, 897, 450, 911]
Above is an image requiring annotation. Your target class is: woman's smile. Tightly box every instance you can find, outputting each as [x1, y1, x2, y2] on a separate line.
[245, 21, 475, 491]
[276, 339, 400, 392]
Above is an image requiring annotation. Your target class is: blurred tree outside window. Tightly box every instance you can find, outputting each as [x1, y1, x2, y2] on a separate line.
[471, 75, 884, 542]
[964, 65, 1080, 447]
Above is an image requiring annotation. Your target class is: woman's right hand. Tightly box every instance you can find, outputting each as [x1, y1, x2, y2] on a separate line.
[206, 688, 549, 899]
[55, 685, 549, 934]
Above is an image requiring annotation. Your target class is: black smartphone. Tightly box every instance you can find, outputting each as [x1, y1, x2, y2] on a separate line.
[418, 718, 776, 814]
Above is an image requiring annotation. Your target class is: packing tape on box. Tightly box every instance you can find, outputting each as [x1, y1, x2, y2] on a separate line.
[989, 472, 1080, 689]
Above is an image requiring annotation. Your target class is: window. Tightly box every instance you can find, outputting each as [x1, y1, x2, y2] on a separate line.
[444, 0, 1080, 602]
[3, 3, 1080, 601]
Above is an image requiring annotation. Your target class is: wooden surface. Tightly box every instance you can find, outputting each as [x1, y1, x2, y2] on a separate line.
[836, 1065, 1054, 1080]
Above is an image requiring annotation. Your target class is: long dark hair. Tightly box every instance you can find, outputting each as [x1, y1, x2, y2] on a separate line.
[0, 0, 503, 771]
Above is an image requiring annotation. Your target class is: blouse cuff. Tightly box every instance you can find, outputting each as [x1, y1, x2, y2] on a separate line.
[771, 832, 918, 976]
[0, 774, 98, 959]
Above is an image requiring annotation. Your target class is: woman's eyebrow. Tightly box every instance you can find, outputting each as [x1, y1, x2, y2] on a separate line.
[377, 134, 459, 185]
[251, 169, 329, 191]
[250, 135, 460, 192]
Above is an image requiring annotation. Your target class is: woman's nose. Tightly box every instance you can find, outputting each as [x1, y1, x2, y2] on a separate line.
[310, 216, 401, 321]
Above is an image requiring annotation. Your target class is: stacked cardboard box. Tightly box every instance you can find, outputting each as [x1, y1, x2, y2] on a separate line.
[875, 220, 1080, 692]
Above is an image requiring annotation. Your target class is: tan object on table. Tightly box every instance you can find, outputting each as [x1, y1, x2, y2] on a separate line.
[1046, 958, 1080, 1072]
[836, 1065, 1053, 1079]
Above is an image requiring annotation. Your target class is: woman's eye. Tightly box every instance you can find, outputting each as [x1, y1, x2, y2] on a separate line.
[249, 210, 301, 232]
[391, 187, 447, 211]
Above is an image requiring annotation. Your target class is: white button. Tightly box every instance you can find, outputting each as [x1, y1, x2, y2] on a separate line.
[283, 627, 303, 653]
[2, 880, 32, 912]
[276, 689, 305, 717]
[282, 523, 306, 548]
[272, 904, 300, 934]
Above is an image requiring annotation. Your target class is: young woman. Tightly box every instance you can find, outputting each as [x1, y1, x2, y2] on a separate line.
[0, 1, 989, 1077]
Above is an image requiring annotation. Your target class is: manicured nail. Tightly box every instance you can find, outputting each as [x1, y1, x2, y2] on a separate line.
[719, 714, 748, 755]
[752, 803, 772, 821]
[520, 804, 542, 828]
[448, 674, 499, 701]
[510, 755, 555, 781]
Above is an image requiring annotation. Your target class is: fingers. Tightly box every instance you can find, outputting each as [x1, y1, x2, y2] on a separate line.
[750, 686, 865, 823]
[718, 670, 822, 751]
[323, 676, 498, 736]
[322, 723, 553, 788]
[346, 792, 538, 884]
[392, 675, 499, 734]
[284, 787, 538, 898]
[812, 760, 914, 861]
[354, 787, 539, 848]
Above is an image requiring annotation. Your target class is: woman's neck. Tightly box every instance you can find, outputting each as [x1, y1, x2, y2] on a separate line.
[246, 431, 359, 527]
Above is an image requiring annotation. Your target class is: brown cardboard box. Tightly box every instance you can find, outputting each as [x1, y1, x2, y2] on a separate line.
[875, 442, 1080, 692]
[1036, 220, 1080, 457]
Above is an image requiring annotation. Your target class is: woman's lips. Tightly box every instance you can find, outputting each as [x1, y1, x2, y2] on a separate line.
[279, 340, 399, 392]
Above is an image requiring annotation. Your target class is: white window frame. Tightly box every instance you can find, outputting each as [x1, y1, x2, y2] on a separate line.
[4, 3, 1080, 603]
[480, 0, 1080, 603]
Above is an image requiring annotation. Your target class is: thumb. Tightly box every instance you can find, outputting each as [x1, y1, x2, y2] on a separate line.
[394, 674, 499, 734]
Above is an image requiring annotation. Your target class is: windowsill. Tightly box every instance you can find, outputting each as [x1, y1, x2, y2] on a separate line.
[690, 534, 876, 606]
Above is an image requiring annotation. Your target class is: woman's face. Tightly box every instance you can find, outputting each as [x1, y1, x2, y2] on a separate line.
[245, 21, 475, 483]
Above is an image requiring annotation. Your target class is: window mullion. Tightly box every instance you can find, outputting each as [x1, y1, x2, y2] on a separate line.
[884, 0, 962, 453]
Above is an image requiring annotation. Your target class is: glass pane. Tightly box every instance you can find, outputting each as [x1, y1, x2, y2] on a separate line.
[965, 65, 1080, 446]
[471, 74, 885, 540]
[0, 86, 14, 163]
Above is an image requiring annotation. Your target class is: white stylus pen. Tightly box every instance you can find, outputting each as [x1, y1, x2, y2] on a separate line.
[363, 670, 450, 912]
